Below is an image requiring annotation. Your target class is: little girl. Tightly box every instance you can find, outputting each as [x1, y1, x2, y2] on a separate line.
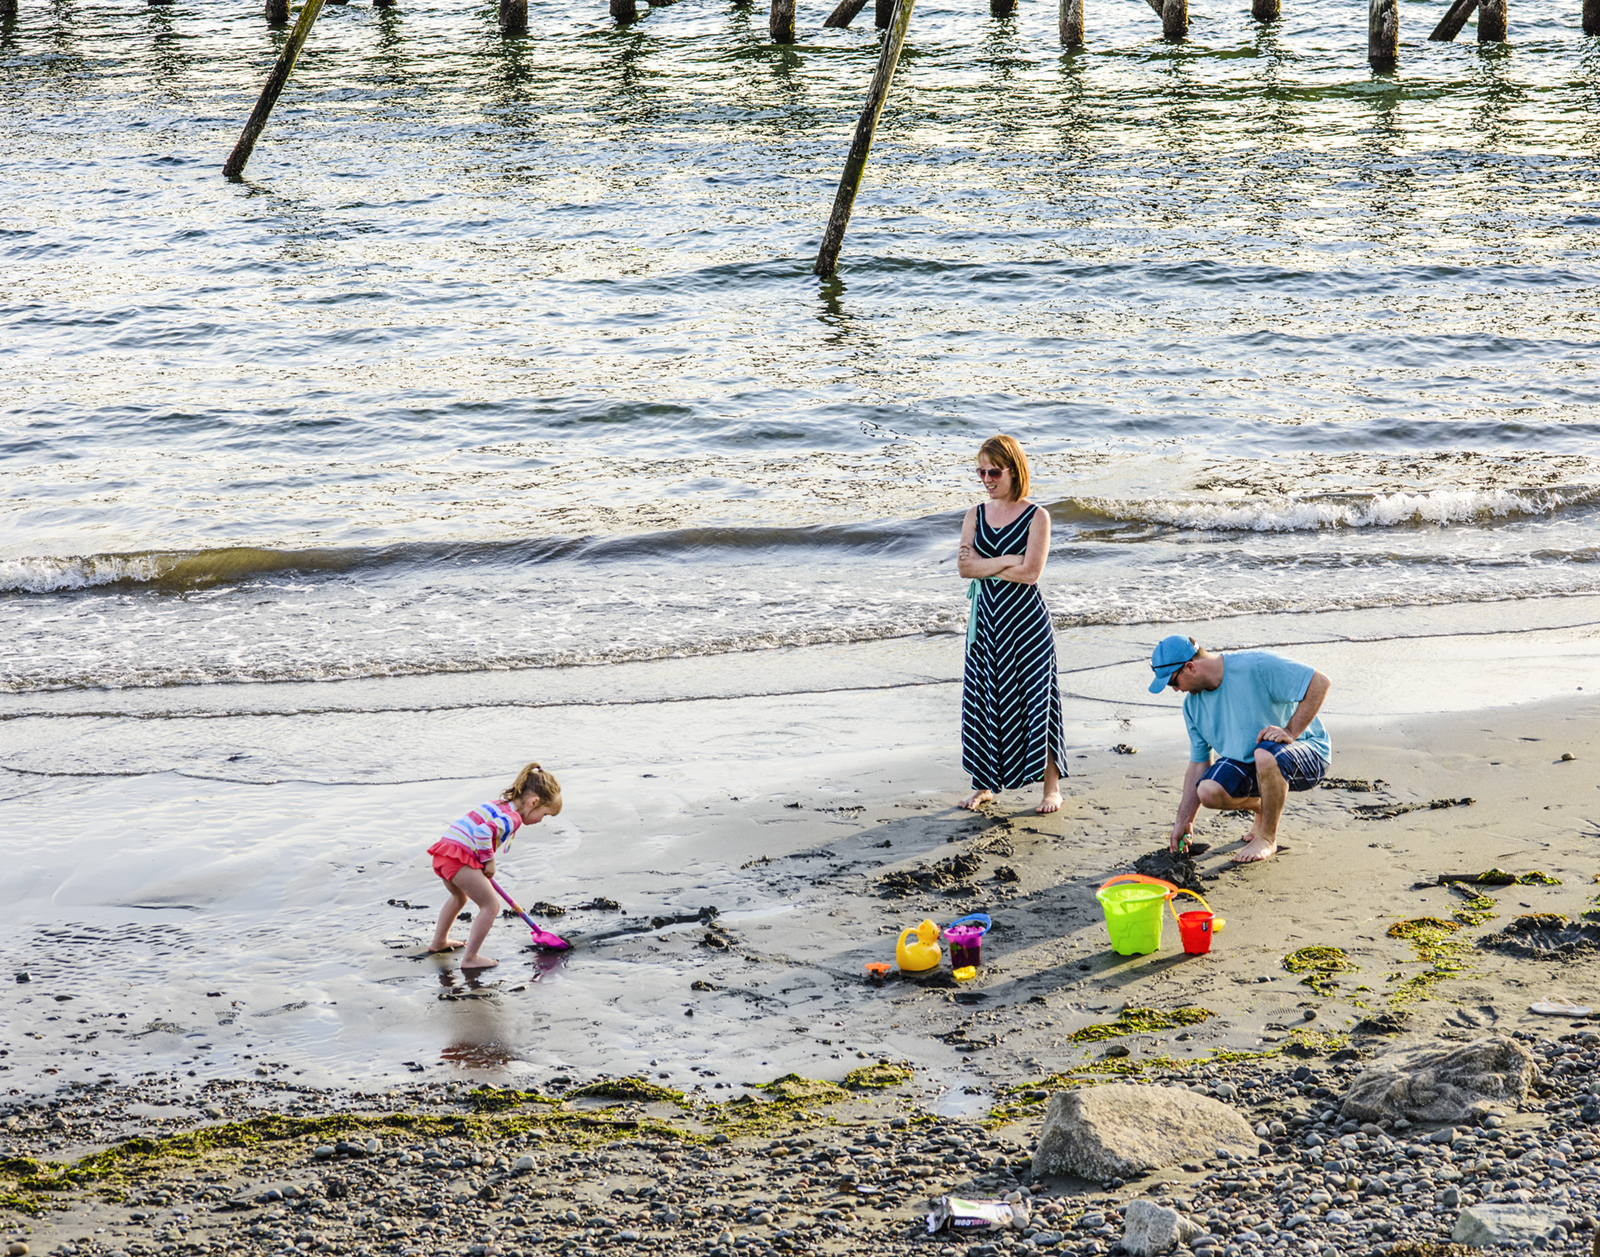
[427, 761, 561, 971]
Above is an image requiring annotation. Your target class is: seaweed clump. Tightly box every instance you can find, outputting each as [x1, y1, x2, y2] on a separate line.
[1283, 946, 1358, 996]
[1386, 919, 1471, 1006]
[566, 1077, 688, 1106]
[1447, 882, 1499, 926]
[842, 1063, 912, 1090]
[761, 1074, 849, 1104]
[1068, 1006, 1213, 1043]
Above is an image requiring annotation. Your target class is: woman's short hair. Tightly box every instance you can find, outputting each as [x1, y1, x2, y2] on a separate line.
[977, 435, 1030, 502]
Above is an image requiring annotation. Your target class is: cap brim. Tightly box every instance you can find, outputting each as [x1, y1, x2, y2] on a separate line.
[1148, 668, 1178, 695]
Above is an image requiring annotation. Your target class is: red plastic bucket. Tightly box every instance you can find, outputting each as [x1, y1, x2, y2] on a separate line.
[1178, 910, 1214, 955]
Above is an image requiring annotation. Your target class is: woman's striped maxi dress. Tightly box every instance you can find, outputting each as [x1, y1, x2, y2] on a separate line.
[961, 504, 1067, 792]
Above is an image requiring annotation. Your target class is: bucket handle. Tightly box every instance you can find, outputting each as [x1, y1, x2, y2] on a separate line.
[1169, 889, 1213, 922]
[947, 913, 992, 933]
[1097, 873, 1178, 897]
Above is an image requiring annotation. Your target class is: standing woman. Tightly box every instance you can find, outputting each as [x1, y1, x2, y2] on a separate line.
[958, 435, 1066, 814]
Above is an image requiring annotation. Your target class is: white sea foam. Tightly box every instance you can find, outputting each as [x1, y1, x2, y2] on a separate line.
[1087, 488, 1571, 533]
[0, 554, 167, 593]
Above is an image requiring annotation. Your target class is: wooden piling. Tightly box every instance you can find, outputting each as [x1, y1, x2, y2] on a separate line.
[1368, 0, 1398, 67]
[1477, 0, 1506, 39]
[875, 0, 893, 29]
[1428, 0, 1476, 39]
[813, 0, 916, 277]
[373, 0, 395, 9]
[769, 0, 795, 41]
[1059, 0, 1083, 45]
[265, 0, 290, 22]
[610, 0, 639, 22]
[1251, 0, 1279, 20]
[1586, 0, 1600, 35]
[991, 0, 1018, 16]
[223, 0, 328, 179]
[1, 0, 17, 17]
[1160, 0, 1186, 38]
[499, 0, 527, 34]
[824, 0, 869, 27]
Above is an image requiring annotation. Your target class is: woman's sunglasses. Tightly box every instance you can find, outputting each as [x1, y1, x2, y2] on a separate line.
[977, 467, 1007, 480]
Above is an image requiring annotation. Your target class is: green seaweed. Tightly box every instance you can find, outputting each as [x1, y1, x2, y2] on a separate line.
[565, 1077, 688, 1107]
[1515, 871, 1561, 886]
[1283, 1027, 1350, 1058]
[1282, 946, 1358, 996]
[760, 1074, 848, 1104]
[1385, 919, 1472, 1008]
[1447, 882, 1499, 927]
[466, 1087, 558, 1113]
[842, 1063, 912, 1090]
[1067, 1006, 1214, 1043]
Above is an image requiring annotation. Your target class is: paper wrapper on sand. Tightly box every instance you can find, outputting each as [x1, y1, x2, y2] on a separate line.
[925, 1195, 1031, 1234]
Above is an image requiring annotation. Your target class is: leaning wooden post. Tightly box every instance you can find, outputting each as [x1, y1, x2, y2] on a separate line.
[824, 0, 869, 27]
[1428, 0, 1477, 39]
[1368, 0, 1398, 67]
[499, 0, 527, 34]
[1160, 0, 1186, 38]
[813, 0, 915, 278]
[1477, 0, 1506, 39]
[223, 0, 327, 179]
[1586, 0, 1600, 35]
[1251, 0, 1279, 20]
[1059, 0, 1083, 44]
[770, 0, 795, 40]
[265, 0, 290, 22]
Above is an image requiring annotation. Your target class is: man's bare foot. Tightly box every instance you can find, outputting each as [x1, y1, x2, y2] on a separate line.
[959, 790, 994, 811]
[460, 956, 499, 971]
[1036, 790, 1062, 814]
[428, 940, 465, 954]
[1231, 836, 1278, 863]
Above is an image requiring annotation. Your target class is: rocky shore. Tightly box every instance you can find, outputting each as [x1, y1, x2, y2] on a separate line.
[5, 1024, 1599, 1257]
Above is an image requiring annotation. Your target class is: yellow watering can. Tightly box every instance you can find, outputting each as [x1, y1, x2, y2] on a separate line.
[896, 919, 943, 972]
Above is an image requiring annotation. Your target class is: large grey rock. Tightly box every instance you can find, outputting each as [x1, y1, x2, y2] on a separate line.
[1121, 1199, 1203, 1257]
[1031, 1083, 1256, 1180]
[1340, 1036, 1537, 1125]
[1451, 1203, 1569, 1246]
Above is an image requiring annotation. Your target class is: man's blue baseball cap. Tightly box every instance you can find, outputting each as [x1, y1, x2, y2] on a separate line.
[1148, 635, 1198, 694]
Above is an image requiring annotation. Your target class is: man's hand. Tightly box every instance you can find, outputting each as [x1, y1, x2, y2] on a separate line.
[1257, 725, 1293, 744]
[1168, 821, 1190, 853]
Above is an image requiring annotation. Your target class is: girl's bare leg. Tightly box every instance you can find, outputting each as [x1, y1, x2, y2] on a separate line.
[1037, 753, 1062, 814]
[452, 868, 502, 970]
[429, 880, 468, 952]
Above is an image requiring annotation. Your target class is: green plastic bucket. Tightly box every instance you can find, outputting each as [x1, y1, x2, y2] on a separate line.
[1096, 874, 1177, 956]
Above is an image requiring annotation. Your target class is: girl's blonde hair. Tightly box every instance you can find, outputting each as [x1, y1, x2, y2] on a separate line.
[501, 761, 562, 812]
[977, 434, 1031, 502]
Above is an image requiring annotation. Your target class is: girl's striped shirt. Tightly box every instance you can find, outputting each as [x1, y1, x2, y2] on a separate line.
[432, 800, 522, 863]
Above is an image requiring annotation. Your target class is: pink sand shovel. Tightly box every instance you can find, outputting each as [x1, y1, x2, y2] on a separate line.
[490, 876, 572, 951]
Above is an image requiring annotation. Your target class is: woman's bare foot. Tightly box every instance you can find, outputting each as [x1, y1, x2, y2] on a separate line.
[1231, 836, 1278, 863]
[428, 940, 466, 954]
[460, 956, 499, 971]
[959, 789, 994, 810]
[1036, 790, 1062, 814]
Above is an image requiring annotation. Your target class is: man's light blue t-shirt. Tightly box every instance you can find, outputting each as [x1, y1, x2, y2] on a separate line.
[1184, 651, 1331, 765]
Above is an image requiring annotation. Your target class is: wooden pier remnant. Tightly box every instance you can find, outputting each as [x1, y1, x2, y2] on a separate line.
[1368, 0, 1398, 67]
[1587, 0, 1600, 34]
[222, 0, 327, 179]
[1252, 0, 1280, 21]
[1161, 0, 1187, 38]
[1059, 0, 1083, 45]
[265, 0, 289, 24]
[875, 0, 893, 29]
[1477, 0, 1506, 39]
[1, 0, 16, 19]
[1428, 0, 1477, 39]
[991, 0, 1018, 17]
[770, 0, 795, 41]
[823, 0, 869, 28]
[500, 0, 527, 35]
[611, 0, 639, 22]
[813, 0, 916, 277]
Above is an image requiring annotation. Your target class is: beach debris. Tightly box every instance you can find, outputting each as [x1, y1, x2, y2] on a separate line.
[1121, 1198, 1204, 1257]
[1030, 1082, 1256, 1180]
[1446, 882, 1499, 926]
[925, 1193, 1030, 1235]
[841, 1061, 911, 1089]
[1430, 868, 1560, 886]
[1451, 1203, 1571, 1247]
[1320, 777, 1385, 791]
[1354, 1011, 1410, 1035]
[992, 864, 1019, 883]
[531, 901, 565, 917]
[1561, 752, 1575, 761]
[1355, 797, 1473, 820]
[699, 922, 738, 951]
[1479, 915, 1600, 960]
[1069, 1006, 1214, 1043]
[583, 897, 622, 911]
[1283, 946, 1358, 995]
[1112, 743, 1138, 755]
[1529, 996, 1593, 1018]
[877, 851, 982, 898]
[1339, 1035, 1537, 1124]
[1134, 848, 1207, 892]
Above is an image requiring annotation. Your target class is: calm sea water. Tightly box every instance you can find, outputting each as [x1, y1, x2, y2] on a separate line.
[3, 0, 1599, 1086]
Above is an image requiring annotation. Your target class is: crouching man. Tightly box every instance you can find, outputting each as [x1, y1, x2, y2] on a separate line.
[1147, 636, 1332, 864]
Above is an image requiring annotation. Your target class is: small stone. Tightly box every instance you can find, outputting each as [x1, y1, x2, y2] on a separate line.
[313, 1145, 336, 1159]
[12, 973, 29, 984]
[1441, 1187, 1461, 1208]
[1121, 1199, 1202, 1256]
[202, 1106, 224, 1119]
[8, 1244, 29, 1257]
[515, 1155, 535, 1172]
[618, 1231, 641, 1243]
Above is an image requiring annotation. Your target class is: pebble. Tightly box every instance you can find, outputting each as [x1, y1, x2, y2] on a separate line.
[8, 1245, 28, 1257]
